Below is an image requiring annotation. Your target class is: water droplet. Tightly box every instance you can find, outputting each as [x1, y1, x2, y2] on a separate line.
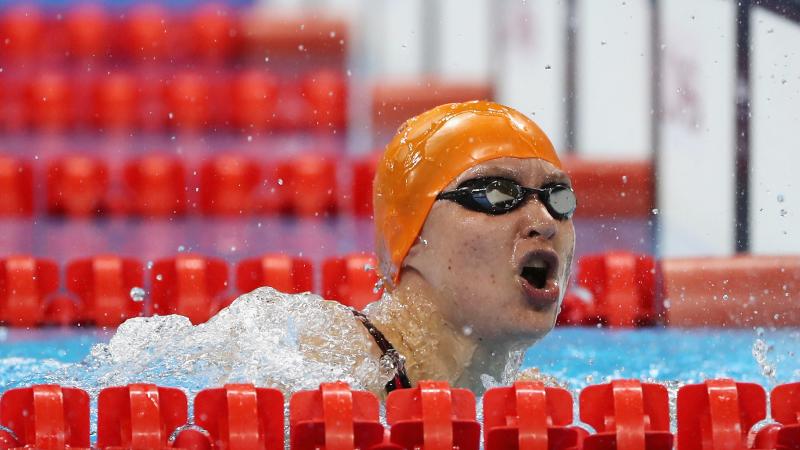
[156, 274, 163, 281]
[780, 209, 788, 217]
[651, 208, 659, 215]
[129, 287, 145, 302]
[777, 194, 785, 203]
[277, 178, 284, 186]
[177, 245, 186, 252]
[544, 64, 552, 70]
[462, 325, 473, 336]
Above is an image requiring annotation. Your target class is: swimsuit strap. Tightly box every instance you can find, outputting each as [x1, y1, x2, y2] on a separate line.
[352, 309, 412, 393]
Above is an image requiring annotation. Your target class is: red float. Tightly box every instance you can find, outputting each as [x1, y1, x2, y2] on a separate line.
[677, 379, 766, 450]
[66, 255, 144, 327]
[150, 254, 228, 324]
[577, 252, 656, 327]
[322, 253, 381, 310]
[483, 381, 580, 450]
[236, 254, 313, 295]
[0, 385, 90, 449]
[191, 383, 284, 450]
[580, 380, 673, 450]
[385, 380, 481, 450]
[97, 384, 187, 450]
[0, 256, 58, 327]
[291, 382, 385, 450]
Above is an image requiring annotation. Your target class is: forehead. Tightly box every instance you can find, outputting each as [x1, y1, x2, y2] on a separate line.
[446, 157, 569, 190]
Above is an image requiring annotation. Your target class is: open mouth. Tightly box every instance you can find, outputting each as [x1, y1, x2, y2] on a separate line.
[521, 259, 551, 289]
[518, 250, 560, 308]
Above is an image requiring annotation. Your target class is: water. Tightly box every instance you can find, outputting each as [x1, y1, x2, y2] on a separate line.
[3, 318, 797, 392]
[0, 300, 798, 440]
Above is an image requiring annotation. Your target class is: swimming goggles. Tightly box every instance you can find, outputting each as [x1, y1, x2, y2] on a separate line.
[436, 176, 577, 219]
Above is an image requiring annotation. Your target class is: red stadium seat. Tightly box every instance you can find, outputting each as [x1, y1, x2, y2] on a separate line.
[301, 69, 347, 131]
[661, 255, 800, 327]
[47, 154, 109, 217]
[0, 4, 43, 61]
[277, 154, 338, 217]
[121, 3, 171, 62]
[66, 256, 144, 327]
[26, 71, 73, 132]
[164, 72, 213, 131]
[0, 256, 58, 327]
[483, 381, 580, 450]
[322, 253, 381, 310]
[123, 155, 187, 217]
[200, 154, 260, 216]
[0, 155, 33, 216]
[65, 3, 109, 60]
[190, 384, 283, 450]
[0, 385, 90, 449]
[351, 153, 380, 218]
[290, 382, 385, 450]
[385, 380, 481, 450]
[236, 254, 313, 295]
[677, 379, 766, 450]
[562, 158, 655, 219]
[92, 72, 141, 131]
[151, 254, 228, 324]
[580, 380, 673, 450]
[186, 3, 239, 62]
[97, 384, 187, 450]
[577, 252, 657, 327]
[230, 70, 279, 133]
[371, 80, 492, 134]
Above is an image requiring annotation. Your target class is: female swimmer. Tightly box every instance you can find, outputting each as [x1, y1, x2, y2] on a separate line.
[359, 100, 576, 395]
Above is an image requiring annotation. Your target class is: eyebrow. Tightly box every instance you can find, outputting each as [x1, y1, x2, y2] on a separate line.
[540, 172, 572, 187]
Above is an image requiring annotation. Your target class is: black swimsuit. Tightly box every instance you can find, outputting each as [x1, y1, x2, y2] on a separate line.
[352, 309, 412, 393]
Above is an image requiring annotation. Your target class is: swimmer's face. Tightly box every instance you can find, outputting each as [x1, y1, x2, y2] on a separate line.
[402, 157, 576, 343]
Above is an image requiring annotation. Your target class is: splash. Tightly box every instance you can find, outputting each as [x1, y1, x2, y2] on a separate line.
[40, 287, 391, 399]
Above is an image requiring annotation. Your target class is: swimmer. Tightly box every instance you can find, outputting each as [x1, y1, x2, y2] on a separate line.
[361, 100, 576, 395]
[68, 100, 575, 399]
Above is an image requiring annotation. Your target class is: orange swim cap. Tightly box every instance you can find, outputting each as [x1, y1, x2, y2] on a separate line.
[373, 100, 562, 286]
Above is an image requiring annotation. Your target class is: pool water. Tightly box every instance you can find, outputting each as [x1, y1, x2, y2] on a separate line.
[2, 326, 798, 392]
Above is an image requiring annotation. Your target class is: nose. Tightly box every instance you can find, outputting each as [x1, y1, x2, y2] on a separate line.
[519, 197, 557, 240]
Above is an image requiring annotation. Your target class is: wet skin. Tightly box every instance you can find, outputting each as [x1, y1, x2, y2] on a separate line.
[368, 156, 575, 392]
[402, 156, 576, 344]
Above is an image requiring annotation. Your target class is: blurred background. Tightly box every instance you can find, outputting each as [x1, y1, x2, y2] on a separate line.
[0, 0, 797, 326]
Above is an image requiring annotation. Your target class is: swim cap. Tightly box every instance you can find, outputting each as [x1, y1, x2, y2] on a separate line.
[373, 100, 562, 286]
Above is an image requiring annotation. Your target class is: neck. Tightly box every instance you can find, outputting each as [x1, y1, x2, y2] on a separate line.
[365, 272, 527, 395]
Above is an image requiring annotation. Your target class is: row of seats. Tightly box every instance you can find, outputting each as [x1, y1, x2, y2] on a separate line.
[0, 253, 380, 327]
[0, 3, 346, 63]
[0, 154, 654, 218]
[0, 379, 798, 449]
[0, 153, 368, 218]
[0, 69, 346, 132]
